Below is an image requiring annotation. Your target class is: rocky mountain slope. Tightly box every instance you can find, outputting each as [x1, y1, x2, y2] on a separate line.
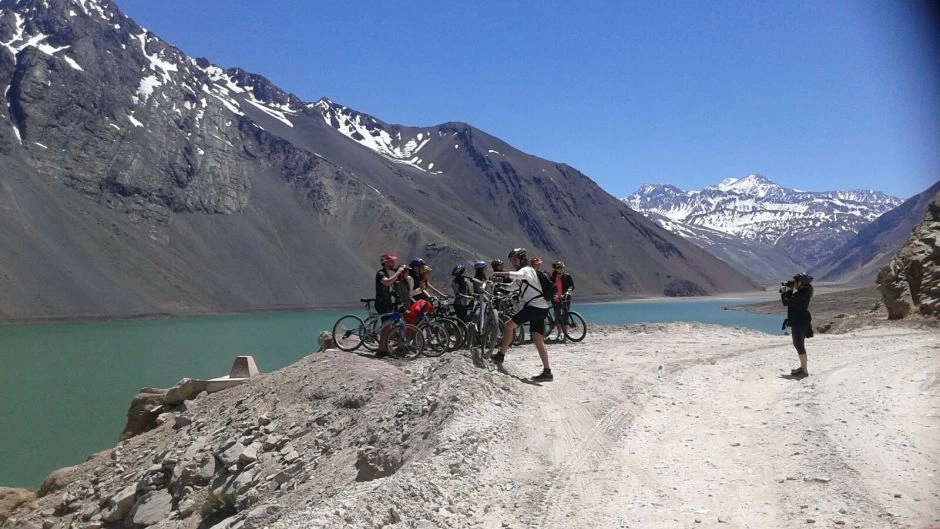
[0, 0, 757, 323]
[877, 188, 940, 319]
[816, 180, 940, 284]
[623, 174, 903, 281]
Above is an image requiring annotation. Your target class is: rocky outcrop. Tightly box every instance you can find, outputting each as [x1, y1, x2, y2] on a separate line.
[120, 388, 170, 441]
[0, 349, 514, 529]
[876, 191, 940, 319]
[0, 488, 34, 523]
[663, 279, 707, 297]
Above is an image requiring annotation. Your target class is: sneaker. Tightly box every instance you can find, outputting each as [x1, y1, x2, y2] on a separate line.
[374, 350, 390, 359]
[490, 352, 505, 363]
[790, 367, 809, 377]
[531, 369, 554, 382]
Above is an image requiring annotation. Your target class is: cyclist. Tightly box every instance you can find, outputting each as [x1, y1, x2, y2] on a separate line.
[491, 259, 512, 285]
[374, 252, 409, 358]
[472, 260, 489, 292]
[451, 264, 473, 322]
[408, 258, 429, 301]
[530, 256, 543, 270]
[548, 260, 575, 342]
[419, 265, 449, 301]
[490, 247, 554, 382]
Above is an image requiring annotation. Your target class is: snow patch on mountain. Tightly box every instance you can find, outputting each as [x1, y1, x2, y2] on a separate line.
[314, 99, 439, 173]
[624, 174, 903, 273]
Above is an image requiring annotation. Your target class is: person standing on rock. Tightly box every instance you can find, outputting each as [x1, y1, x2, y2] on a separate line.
[490, 247, 554, 382]
[781, 272, 814, 377]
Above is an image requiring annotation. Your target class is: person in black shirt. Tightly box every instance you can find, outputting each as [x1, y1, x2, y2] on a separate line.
[781, 272, 814, 377]
[375, 252, 409, 358]
[451, 264, 473, 322]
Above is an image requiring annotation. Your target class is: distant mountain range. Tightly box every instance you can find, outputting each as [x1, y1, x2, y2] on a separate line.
[623, 175, 906, 282]
[0, 0, 757, 322]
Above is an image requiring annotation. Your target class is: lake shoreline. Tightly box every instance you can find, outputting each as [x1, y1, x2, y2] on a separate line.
[0, 282, 875, 328]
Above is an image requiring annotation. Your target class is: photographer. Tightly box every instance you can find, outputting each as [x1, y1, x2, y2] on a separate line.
[780, 273, 814, 377]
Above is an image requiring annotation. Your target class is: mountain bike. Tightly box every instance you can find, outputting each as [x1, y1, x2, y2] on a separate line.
[546, 294, 587, 342]
[331, 298, 425, 359]
[463, 280, 500, 357]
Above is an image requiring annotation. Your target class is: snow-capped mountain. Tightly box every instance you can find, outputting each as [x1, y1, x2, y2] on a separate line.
[0, 0, 759, 321]
[624, 175, 904, 281]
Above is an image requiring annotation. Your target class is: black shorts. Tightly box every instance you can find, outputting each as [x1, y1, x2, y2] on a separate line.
[512, 305, 549, 336]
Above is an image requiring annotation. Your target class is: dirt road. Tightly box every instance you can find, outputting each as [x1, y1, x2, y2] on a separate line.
[474, 323, 939, 529]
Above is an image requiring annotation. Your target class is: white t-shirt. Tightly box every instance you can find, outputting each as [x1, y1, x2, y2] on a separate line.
[507, 266, 550, 310]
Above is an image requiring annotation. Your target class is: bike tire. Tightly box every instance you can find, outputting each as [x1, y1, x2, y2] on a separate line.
[482, 319, 499, 358]
[331, 315, 365, 352]
[389, 323, 425, 359]
[420, 322, 449, 357]
[563, 311, 587, 342]
[360, 316, 380, 351]
[439, 318, 464, 352]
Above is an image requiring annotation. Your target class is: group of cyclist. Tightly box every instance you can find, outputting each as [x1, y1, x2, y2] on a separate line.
[372, 248, 574, 382]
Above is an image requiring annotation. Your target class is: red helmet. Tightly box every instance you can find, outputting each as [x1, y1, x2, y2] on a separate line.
[379, 252, 397, 264]
[531, 256, 543, 266]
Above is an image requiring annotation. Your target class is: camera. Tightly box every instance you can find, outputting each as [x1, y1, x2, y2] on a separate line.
[779, 280, 794, 294]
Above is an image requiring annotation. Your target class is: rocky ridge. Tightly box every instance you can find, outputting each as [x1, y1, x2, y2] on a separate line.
[877, 189, 940, 319]
[0, 349, 521, 529]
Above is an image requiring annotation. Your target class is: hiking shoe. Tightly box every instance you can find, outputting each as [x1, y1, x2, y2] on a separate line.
[490, 352, 505, 363]
[790, 367, 809, 377]
[374, 350, 390, 359]
[531, 369, 554, 382]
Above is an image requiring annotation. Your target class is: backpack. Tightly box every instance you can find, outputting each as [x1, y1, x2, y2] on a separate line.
[533, 269, 556, 301]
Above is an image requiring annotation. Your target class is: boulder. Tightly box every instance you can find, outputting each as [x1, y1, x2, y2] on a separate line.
[0, 487, 36, 523]
[129, 490, 173, 527]
[164, 378, 209, 406]
[877, 192, 940, 319]
[100, 485, 137, 523]
[121, 387, 170, 441]
[36, 465, 82, 497]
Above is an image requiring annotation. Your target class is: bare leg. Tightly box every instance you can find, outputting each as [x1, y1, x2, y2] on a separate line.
[378, 321, 393, 351]
[499, 319, 517, 354]
[531, 331, 550, 370]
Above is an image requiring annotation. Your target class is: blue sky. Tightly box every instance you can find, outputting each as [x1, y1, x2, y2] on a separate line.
[115, 0, 938, 200]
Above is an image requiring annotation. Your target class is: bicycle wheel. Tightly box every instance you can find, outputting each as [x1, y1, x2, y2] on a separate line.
[420, 322, 449, 357]
[439, 318, 464, 352]
[482, 318, 499, 358]
[360, 316, 380, 351]
[331, 315, 365, 352]
[563, 311, 587, 342]
[389, 324, 425, 359]
[464, 323, 478, 351]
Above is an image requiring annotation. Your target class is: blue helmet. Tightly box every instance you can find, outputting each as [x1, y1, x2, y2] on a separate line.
[409, 258, 425, 267]
[473, 260, 487, 270]
[793, 272, 814, 283]
[451, 264, 465, 276]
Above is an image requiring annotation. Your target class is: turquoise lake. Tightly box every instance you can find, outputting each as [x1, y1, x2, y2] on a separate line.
[0, 298, 781, 488]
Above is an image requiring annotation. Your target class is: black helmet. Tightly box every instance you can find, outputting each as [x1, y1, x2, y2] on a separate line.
[507, 247, 527, 259]
[491, 259, 504, 267]
[451, 264, 465, 276]
[793, 272, 813, 283]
